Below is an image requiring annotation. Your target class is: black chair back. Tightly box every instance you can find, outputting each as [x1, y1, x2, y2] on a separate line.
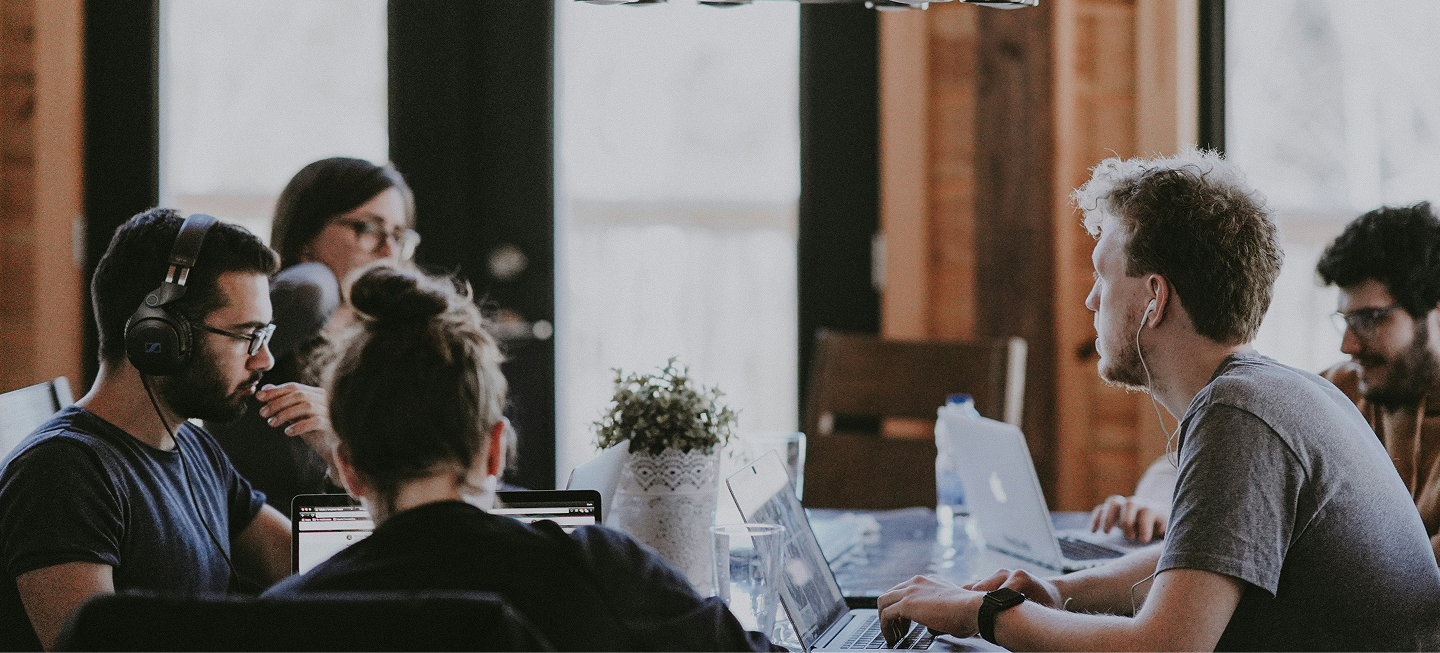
[55, 591, 554, 652]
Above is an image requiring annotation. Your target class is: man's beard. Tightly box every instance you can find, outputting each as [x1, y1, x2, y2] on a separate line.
[156, 339, 262, 423]
[1361, 322, 1440, 410]
[1098, 324, 1150, 391]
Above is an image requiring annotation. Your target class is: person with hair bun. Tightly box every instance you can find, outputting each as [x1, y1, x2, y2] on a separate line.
[264, 266, 777, 652]
[211, 157, 419, 517]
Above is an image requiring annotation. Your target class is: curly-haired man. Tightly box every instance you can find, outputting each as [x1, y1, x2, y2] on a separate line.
[1318, 202, 1440, 565]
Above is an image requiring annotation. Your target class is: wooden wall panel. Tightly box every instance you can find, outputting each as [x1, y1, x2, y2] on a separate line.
[878, 0, 1196, 509]
[926, 5, 978, 343]
[0, 0, 83, 395]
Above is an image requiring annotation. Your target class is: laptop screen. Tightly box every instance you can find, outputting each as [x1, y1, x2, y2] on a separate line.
[290, 490, 603, 574]
[726, 452, 848, 651]
[294, 495, 373, 575]
[492, 490, 602, 531]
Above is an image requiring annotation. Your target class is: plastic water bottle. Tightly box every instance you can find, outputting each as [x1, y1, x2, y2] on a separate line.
[935, 394, 979, 547]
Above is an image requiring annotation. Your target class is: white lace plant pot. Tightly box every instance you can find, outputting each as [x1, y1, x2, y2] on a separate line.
[610, 446, 720, 595]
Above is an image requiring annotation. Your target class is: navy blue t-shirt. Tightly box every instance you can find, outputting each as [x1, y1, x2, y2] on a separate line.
[0, 406, 266, 650]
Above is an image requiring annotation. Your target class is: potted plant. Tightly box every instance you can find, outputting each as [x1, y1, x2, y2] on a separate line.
[595, 358, 737, 593]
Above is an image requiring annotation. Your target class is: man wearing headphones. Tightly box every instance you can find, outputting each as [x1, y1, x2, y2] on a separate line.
[878, 151, 1440, 650]
[0, 209, 320, 650]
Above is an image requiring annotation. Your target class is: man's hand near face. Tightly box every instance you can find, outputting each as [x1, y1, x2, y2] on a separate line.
[256, 382, 336, 468]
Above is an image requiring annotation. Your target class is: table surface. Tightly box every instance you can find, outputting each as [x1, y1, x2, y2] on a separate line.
[807, 507, 1098, 600]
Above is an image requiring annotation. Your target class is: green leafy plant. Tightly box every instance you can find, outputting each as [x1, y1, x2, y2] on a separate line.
[595, 358, 737, 456]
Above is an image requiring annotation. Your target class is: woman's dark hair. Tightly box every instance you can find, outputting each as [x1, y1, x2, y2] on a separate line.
[323, 266, 506, 506]
[1317, 203, 1440, 319]
[270, 157, 415, 269]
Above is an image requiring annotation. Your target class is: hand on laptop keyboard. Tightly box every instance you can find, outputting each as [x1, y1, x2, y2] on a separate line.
[963, 568, 1063, 609]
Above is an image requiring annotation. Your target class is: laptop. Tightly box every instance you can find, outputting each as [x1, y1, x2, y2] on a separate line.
[727, 453, 995, 652]
[945, 414, 1127, 573]
[564, 443, 628, 526]
[290, 489, 603, 574]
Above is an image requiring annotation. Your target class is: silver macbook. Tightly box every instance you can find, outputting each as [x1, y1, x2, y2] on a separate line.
[290, 490, 603, 574]
[727, 452, 995, 652]
[945, 415, 1129, 573]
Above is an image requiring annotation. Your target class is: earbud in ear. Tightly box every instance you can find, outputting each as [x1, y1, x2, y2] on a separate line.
[1143, 299, 1157, 323]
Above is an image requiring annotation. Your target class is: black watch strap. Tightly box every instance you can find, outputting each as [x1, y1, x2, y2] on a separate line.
[978, 587, 1026, 645]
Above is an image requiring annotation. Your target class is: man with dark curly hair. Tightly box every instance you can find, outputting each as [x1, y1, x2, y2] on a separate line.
[1317, 202, 1440, 565]
[876, 151, 1440, 651]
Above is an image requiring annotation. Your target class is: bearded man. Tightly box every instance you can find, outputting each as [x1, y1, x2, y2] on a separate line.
[1318, 202, 1440, 564]
[0, 210, 331, 650]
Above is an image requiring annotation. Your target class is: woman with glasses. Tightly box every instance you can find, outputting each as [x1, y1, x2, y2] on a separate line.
[264, 265, 775, 651]
[211, 157, 420, 519]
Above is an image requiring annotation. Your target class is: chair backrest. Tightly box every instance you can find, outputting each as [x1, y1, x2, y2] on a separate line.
[802, 331, 1026, 509]
[0, 377, 74, 461]
[55, 591, 554, 652]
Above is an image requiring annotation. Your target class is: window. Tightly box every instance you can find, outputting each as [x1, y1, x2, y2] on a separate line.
[1233, 0, 1440, 373]
[555, 0, 801, 479]
[159, 0, 388, 241]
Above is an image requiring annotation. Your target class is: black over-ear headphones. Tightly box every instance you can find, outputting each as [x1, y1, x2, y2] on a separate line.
[124, 214, 217, 375]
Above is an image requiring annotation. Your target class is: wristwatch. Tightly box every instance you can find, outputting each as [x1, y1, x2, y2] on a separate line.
[978, 587, 1026, 645]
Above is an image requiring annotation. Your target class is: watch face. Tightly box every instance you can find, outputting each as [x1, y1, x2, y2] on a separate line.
[986, 587, 1025, 607]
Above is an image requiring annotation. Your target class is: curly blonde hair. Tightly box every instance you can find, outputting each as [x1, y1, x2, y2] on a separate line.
[1073, 149, 1281, 344]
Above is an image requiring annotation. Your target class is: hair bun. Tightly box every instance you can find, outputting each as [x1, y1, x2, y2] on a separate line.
[349, 266, 449, 324]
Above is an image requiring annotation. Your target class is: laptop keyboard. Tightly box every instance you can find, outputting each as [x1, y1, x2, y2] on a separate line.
[1058, 536, 1124, 561]
[841, 615, 935, 650]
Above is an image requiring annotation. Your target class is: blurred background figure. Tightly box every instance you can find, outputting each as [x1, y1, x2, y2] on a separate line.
[210, 157, 418, 517]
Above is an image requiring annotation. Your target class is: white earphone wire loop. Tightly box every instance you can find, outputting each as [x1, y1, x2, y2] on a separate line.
[1136, 299, 1182, 467]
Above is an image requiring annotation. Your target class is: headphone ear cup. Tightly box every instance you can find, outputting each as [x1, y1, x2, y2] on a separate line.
[125, 302, 193, 376]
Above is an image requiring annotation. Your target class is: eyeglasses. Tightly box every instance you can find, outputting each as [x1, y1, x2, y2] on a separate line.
[331, 219, 421, 260]
[1331, 302, 1405, 339]
[198, 323, 276, 356]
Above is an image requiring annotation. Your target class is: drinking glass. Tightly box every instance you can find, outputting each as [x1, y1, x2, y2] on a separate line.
[712, 523, 786, 639]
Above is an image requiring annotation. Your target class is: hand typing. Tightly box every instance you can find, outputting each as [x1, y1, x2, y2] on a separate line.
[1089, 494, 1169, 543]
[877, 576, 980, 647]
[964, 568, 1062, 608]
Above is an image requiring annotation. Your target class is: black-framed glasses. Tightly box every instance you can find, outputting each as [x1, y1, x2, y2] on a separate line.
[1331, 302, 1405, 339]
[198, 323, 276, 356]
[331, 218, 421, 260]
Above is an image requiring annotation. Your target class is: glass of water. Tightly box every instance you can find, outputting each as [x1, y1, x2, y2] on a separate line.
[712, 523, 787, 640]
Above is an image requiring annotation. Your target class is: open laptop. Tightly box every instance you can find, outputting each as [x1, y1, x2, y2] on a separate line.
[945, 414, 1128, 573]
[290, 489, 603, 574]
[727, 453, 996, 652]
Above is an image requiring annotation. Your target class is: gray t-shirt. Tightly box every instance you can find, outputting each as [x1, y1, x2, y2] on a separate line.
[1159, 354, 1440, 651]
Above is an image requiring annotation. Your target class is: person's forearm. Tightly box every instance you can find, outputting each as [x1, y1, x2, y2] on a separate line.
[1050, 545, 1162, 615]
[996, 567, 1239, 652]
[993, 601, 1144, 652]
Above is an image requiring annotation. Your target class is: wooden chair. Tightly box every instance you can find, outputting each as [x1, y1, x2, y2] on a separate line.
[55, 591, 554, 652]
[0, 377, 74, 461]
[802, 331, 1026, 510]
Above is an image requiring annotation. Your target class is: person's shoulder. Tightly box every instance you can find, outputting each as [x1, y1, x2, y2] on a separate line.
[4, 408, 122, 471]
[1318, 360, 1364, 406]
[273, 261, 338, 290]
[1204, 354, 1337, 405]
[568, 524, 694, 591]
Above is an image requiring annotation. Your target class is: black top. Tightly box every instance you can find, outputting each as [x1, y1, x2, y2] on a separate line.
[265, 500, 776, 652]
[0, 406, 266, 650]
[211, 262, 343, 517]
